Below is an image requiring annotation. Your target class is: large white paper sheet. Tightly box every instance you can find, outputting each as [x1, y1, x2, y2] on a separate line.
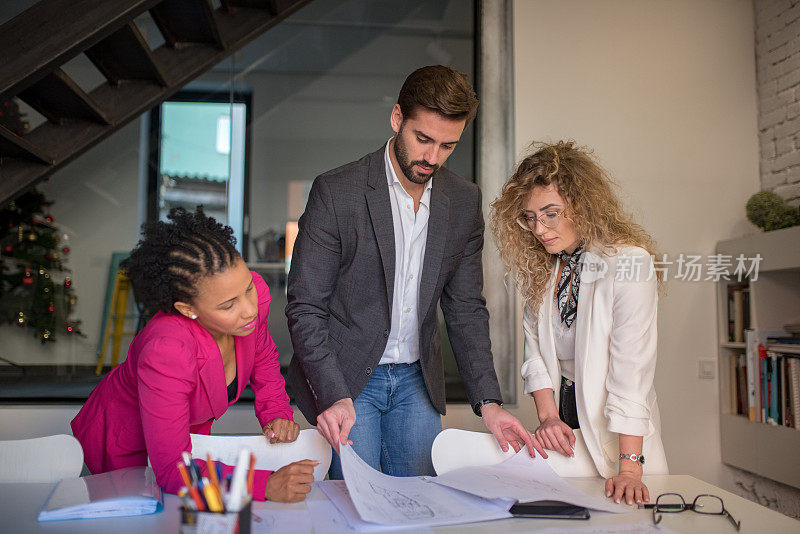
[340, 444, 512, 528]
[318, 480, 433, 533]
[304, 485, 358, 534]
[251, 506, 313, 534]
[431, 446, 628, 513]
[524, 521, 678, 534]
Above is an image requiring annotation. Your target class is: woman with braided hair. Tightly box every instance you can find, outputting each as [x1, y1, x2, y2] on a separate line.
[490, 141, 668, 507]
[72, 207, 316, 503]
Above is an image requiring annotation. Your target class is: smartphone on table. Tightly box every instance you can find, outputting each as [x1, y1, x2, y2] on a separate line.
[509, 500, 590, 520]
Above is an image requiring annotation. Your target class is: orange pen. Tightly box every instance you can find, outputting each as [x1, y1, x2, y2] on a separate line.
[246, 453, 256, 495]
[206, 454, 221, 491]
[177, 461, 206, 511]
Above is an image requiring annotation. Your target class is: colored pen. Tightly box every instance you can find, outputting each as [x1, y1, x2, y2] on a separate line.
[182, 452, 199, 483]
[177, 461, 206, 511]
[226, 449, 251, 512]
[206, 454, 221, 491]
[246, 453, 256, 495]
[178, 487, 197, 511]
[201, 477, 224, 512]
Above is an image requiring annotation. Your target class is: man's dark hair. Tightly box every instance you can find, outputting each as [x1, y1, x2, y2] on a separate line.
[122, 207, 239, 313]
[397, 65, 479, 126]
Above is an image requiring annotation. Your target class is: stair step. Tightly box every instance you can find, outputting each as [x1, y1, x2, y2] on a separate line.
[0, 126, 54, 165]
[0, 0, 161, 102]
[150, 0, 226, 48]
[86, 22, 169, 86]
[17, 69, 111, 125]
[0, 0, 312, 205]
[223, 1, 296, 15]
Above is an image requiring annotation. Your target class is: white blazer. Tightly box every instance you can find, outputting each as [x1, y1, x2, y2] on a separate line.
[521, 245, 668, 478]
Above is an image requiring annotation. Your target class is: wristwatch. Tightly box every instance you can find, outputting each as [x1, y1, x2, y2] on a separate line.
[619, 453, 645, 465]
[473, 399, 503, 416]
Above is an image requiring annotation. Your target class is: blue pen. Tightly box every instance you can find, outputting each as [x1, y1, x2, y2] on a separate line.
[216, 462, 223, 486]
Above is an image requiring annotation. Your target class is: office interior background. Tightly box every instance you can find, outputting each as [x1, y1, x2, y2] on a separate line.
[0, 0, 799, 520]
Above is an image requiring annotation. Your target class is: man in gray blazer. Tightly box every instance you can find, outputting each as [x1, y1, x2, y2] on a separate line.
[286, 66, 543, 478]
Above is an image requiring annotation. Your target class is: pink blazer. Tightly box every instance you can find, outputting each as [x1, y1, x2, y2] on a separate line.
[71, 272, 293, 500]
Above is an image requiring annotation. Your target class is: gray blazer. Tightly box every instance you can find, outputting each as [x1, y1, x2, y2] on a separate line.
[285, 146, 502, 425]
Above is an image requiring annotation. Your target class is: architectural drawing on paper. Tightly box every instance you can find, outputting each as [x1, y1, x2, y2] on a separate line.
[369, 482, 435, 519]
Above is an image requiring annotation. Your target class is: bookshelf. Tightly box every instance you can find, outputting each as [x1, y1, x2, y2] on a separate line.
[716, 225, 800, 489]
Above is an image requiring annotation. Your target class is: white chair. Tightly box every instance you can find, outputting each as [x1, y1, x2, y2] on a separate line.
[190, 428, 331, 481]
[431, 428, 598, 477]
[0, 434, 84, 483]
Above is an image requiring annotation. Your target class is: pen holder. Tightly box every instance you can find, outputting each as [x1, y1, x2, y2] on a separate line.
[180, 500, 251, 534]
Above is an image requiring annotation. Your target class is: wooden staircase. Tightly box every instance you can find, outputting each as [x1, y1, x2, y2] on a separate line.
[0, 0, 311, 206]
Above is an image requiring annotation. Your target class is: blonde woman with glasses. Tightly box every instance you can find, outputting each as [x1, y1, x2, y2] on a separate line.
[490, 141, 668, 507]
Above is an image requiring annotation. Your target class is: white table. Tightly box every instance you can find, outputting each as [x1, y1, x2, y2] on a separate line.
[1, 475, 797, 533]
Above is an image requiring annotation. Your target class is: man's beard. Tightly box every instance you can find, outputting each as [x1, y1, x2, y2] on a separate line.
[394, 131, 440, 184]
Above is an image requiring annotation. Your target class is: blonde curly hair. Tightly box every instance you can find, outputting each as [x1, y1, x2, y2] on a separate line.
[489, 140, 662, 314]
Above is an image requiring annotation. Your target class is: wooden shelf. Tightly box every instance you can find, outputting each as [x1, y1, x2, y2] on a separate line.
[720, 342, 746, 349]
[720, 414, 800, 488]
[768, 344, 800, 355]
[716, 228, 800, 489]
[716, 225, 800, 272]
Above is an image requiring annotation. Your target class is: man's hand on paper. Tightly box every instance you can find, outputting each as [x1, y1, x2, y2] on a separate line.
[480, 403, 547, 458]
[605, 468, 649, 506]
[533, 416, 576, 457]
[263, 418, 300, 444]
[265, 459, 319, 503]
[316, 397, 356, 453]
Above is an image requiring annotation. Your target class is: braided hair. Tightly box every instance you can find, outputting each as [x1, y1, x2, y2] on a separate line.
[122, 207, 239, 314]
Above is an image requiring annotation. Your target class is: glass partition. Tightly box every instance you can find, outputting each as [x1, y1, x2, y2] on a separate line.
[0, 0, 476, 402]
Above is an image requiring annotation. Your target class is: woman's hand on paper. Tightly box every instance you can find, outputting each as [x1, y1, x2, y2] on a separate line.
[533, 416, 575, 457]
[480, 403, 548, 458]
[605, 471, 649, 506]
[316, 397, 356, 453]
[263, 418, 300, 444]
[265, 459, 318, 502]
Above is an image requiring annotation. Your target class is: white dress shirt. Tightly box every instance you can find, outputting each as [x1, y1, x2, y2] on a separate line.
[552, 296, 576, 382]
[380, 139, 432, 365]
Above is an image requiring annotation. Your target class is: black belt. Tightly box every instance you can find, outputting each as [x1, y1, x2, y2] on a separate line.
[559, 376, 580, 430]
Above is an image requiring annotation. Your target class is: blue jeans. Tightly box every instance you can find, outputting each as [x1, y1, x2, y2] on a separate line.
[328, 361, 441, 479]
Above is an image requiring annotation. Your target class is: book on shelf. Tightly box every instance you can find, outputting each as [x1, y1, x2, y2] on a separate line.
[790, 358, 800, 429]
[727, 284, 750, 343]
[736, 329, 800, 428]
[738, 354, 747, 416]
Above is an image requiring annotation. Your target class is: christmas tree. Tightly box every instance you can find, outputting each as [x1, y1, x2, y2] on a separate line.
[0, 189, 83, 342]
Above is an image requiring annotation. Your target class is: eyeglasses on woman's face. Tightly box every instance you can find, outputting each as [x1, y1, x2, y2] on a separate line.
[651, 493, 740, 531]
[516, 210, 567, 231]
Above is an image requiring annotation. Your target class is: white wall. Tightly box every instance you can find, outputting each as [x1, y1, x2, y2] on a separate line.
[510, 0, 760, 489]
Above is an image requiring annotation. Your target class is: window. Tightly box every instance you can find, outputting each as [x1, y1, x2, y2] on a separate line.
[148, 92, 251, 253]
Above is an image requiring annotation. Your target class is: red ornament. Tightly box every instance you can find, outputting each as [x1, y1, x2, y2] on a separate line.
[65, 277, 71, 287]
[66, 323, 75, 333]
[22, 277, 33, 286]
[62, 246, 70, 254]
[45, 215, 53, 223]
[48, 304, 55, 313]
[3, 245, 12, 254]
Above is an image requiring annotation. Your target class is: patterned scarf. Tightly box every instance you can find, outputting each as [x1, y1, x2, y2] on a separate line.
[555, 243, 584, 328]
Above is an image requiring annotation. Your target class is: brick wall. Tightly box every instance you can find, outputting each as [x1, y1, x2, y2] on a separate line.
[756, 0, 800, 206]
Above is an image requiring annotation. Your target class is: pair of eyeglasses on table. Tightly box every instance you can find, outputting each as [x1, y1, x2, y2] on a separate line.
[638, 493, 741, 531]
